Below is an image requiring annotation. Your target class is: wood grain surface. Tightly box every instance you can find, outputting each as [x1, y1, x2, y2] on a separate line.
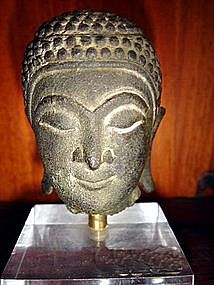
[0, 0, 213, 202]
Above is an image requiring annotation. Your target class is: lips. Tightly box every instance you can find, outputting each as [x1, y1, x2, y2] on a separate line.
[75, 175, 115, 190]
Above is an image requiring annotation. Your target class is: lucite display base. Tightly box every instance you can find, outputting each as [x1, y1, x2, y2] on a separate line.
[1, 203, 194, 285]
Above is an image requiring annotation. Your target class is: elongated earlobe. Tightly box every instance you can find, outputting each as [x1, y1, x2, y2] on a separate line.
[151, 107, 165, 140]
[139, 151, 155, 192]
[139, 106, 165, 193]
[41, 173, 53, 195]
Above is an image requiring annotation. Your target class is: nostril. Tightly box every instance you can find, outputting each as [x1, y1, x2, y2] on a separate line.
[86, 156, 99, 170]
[72, 147, 83, 162]
[102, 149, 114, 164]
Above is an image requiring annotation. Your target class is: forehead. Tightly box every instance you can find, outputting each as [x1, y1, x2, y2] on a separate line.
[32, 68, 153, 112]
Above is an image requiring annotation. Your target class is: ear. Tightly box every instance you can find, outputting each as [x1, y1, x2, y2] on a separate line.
[41, 172, 54, 195]
[138, 150, 155, 192]
[151, 106, 165, 140]
[138, 106, 165, 193]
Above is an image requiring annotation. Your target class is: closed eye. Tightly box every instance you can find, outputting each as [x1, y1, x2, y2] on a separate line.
[38, 112, 75, 131]
[104, 104, 145, 133]
[110, 120, 143, 134]
[39, 121, 71, 131]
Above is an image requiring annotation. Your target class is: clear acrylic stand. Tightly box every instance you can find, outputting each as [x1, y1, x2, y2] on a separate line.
[1, 203, 194, 284]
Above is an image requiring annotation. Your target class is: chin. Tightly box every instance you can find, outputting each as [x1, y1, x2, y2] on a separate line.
[59, 182, 139, 215]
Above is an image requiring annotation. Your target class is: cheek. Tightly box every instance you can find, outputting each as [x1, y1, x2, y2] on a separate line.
[106, 126, 151, 176]
[35, 128, 81, 170]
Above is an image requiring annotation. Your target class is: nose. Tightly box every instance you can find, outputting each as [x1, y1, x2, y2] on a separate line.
[83, 130, 102, 170]
[72, 125, 114, 170]
[86, 156, 100, 170]
[72, 145, 101, 169]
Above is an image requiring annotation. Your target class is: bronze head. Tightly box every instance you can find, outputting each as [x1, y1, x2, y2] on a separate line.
[22, 10, 165, 215]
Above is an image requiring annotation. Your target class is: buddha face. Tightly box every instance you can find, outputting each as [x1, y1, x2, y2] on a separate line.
[31, 67, 155, 214]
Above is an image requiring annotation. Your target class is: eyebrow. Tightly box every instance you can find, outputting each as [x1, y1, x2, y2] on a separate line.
[95, 86, 150, 112]
[34, 86, 150, 116]
[34, 95, 86, 118]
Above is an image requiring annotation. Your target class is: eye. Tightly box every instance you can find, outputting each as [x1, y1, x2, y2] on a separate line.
[38, 112, 75, 131]
[112, 120, 143, 134]
[105, 105, 145, 134]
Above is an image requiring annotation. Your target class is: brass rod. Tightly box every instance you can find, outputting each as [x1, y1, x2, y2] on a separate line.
[88, 214, 107, 230]
[88, 214, 108, 241]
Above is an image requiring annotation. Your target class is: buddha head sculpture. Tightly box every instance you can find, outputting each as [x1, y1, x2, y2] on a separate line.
[22, 10, 165, 215]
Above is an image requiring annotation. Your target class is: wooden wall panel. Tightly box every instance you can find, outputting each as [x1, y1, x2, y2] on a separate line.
[0, 0, 213, 202]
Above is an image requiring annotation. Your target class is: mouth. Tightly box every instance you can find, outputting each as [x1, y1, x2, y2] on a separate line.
[76, 175, 116, 190]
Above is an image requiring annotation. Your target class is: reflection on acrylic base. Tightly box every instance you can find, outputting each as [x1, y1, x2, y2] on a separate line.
[1, 203, 194, 285]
